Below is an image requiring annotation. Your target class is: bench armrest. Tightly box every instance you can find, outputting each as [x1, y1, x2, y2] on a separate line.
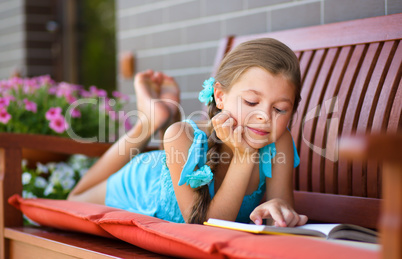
[339, 134, 402, 259]
[0, 133, 113, 255]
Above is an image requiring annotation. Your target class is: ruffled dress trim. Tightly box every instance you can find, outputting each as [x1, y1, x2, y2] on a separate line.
[177, 120, 212, 188]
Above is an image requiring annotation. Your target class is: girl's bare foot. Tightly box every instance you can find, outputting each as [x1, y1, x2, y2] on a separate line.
[158, 75, 181, 146]
[133, 70, 171, 133]
[160, 75, 180, 119]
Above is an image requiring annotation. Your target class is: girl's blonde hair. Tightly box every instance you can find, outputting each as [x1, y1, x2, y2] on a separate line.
[188, 38, 302, 224]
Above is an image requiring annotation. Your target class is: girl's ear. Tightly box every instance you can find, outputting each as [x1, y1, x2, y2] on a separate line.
[213, 82, 226, 105]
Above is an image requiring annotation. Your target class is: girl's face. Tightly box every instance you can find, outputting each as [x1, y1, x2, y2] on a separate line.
[215, 67, 295, 149]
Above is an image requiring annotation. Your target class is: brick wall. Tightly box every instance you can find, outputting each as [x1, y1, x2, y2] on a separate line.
[0, 0, 25, 79]
[117, 0, 401, 118]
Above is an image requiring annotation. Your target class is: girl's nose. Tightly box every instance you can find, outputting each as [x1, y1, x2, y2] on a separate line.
[256, 110, 270, 122]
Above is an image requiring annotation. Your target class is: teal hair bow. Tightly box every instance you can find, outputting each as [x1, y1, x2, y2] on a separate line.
[198, 77, 215, 106]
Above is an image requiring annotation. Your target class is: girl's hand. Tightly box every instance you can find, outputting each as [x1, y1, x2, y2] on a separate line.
[250, 198, 308, 227]
[211, 111, 257, 156]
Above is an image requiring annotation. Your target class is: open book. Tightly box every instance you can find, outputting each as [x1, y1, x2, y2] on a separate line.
[204, 218, 378, 244]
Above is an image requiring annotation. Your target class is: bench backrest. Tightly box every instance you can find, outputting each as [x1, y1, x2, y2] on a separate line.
[215, 13, 402, 229]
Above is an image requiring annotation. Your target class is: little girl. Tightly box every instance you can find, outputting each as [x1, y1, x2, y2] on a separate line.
[68, 38, 308, 227]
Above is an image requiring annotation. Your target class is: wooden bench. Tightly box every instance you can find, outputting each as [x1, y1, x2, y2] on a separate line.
[1, 13, 401, 259]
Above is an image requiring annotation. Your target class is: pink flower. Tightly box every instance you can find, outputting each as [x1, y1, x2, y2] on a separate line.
[23, 99, 37, 113]
[8, 77, 23, 87]
[97, 89, 107, 97]
[90, 86, 107, 97]
[112, 91, 129, 101]
[70, 108, 81, 118]
[48, 86, 57, 94]
[65, 94, 77, 104]
[56, 82, 74, 98]
[23, 80, 39, 94]
[46, 107, 62, 120]
[100, 98, 114, 113]
[0, 97, 11, 107]
[49, 115, 68, 133]
[4, 95, 15, 101]
[37, 75, 54, 86]
[0, 107, 11, 124]
[80, 90, 91, 98]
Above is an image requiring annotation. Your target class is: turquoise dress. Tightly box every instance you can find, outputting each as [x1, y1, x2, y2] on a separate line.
[105, 119, 300, 223]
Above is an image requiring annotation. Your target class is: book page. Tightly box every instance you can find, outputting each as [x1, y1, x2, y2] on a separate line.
[205, 218, 267, 233]
[296, 224, 340, 237]
[205, 219, 326, 237]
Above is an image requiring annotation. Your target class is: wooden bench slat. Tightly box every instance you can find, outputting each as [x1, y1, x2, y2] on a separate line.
[298, 50, 315, 86]
[320, 46, 353, 195]
[300, 48, 335, 193]
[343, 43, 380, 197]
[310, 48, 340, 193]
[298, 49, 327, 192]
[291, 50, 316, 190]
[349, 43, 379, 198]
[387, 79, 402, 133]
[361, 41, 400, 198]
[0, 133, 112, 157]
[367, 41, 397, 134]
[294, 191, 380, 229]
[372, 40, 402, 133]
[355, 42, 385, 134]
[336, 44, 367, 196]
[231, 13, 402, 52]
[369, 41, 402, 199]
[351, 42, 386, 198]
[321, 46, 352, 194]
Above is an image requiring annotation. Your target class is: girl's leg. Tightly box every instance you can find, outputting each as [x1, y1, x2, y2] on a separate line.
[67, 70, 180, 203]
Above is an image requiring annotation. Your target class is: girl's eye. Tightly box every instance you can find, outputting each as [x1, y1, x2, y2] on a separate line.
[274, 107, 286, 114]
[244, 100, 258, 106]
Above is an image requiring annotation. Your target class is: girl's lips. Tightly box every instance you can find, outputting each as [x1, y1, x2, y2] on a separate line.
[247, 127, 269, 136]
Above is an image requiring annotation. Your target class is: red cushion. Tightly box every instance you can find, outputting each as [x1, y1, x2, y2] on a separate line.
[8, 194, 116, 238]
[99, 210, 380, 259]
[9, 194, 380, 259]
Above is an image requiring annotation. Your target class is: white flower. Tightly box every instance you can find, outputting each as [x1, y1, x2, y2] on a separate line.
[49, 170, 61, 183]
[70, 161, 81, 171]
[44, 183, 54, 196]
[36, 162, 49, 174]
[46, 162, 57, 171]
[21, 159, 28, 168]
[56, 162, 75, 178]
[22, 190, 37, 199]
[60, 178, 75, 190]
[22, 172, 32, 185]
[34, 176, 47, 188]
[69, 154, 88, 167]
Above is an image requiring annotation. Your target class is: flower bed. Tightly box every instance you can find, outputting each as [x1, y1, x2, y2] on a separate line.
[0, 75, 130, 142]
[21, 155, 97, 200]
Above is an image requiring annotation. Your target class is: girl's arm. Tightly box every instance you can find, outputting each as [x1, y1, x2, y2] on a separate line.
[164, 119, 256, 222]
[163, 121, 200, 220]
[267, 130, 295, 207]
[206, 150, 255, 221]
[250, 130, 308, 227]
